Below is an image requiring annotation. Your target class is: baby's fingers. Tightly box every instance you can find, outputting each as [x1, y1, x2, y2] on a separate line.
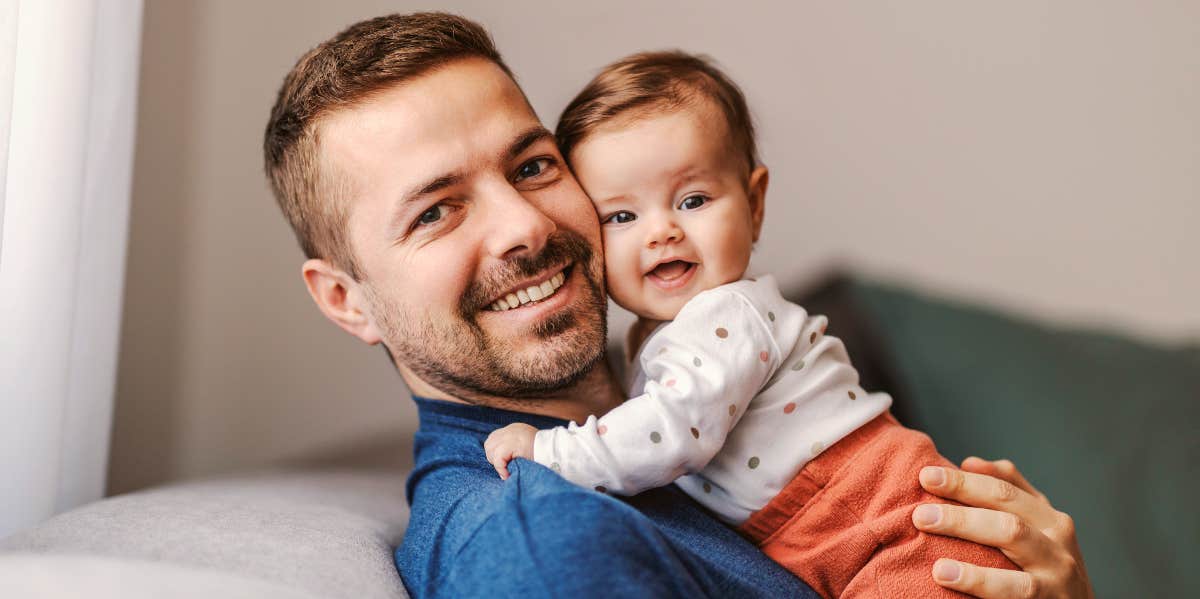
[483, 441, 512, 480]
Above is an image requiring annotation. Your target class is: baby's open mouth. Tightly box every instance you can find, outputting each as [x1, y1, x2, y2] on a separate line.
[647, 260, 696, 282]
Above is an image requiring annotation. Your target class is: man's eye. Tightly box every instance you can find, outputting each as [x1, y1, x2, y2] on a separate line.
[679, 195, 708, 210]
[602, 211, 637, 225]
[416, 205, 446, 226]
[515, 158, 553, 182]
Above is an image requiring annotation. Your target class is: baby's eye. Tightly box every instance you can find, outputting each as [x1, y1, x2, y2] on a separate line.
[602, 211, 637, 225]
[679, 195, 708, 210]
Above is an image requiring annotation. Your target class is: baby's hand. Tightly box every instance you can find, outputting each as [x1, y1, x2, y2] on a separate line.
[483, 423, 537, 480]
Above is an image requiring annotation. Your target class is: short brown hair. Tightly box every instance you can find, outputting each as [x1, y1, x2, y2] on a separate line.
[263, 12, 511, 279]
[555, 51, 758, 175]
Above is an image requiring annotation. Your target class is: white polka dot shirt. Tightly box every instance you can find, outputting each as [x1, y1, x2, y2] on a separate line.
[532, 275, 892, 524]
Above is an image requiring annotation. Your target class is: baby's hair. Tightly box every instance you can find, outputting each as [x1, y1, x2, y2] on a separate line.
[555, 50, 758, 176]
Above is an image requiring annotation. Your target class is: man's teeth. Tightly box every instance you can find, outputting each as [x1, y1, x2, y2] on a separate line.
[488, 271, 566, 311]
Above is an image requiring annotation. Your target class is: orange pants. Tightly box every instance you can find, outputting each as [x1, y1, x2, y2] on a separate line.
[738, 412, 1017, 598]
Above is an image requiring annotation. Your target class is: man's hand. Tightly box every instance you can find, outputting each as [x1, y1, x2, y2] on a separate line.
[483, 423, 538, 480]
[912, 457, 1094, 599]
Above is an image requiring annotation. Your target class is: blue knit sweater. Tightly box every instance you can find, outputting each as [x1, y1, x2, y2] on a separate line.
[394, 396, 816, 598]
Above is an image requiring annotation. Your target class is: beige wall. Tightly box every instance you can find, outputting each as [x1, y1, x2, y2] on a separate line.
[108, 1, 1199, 494]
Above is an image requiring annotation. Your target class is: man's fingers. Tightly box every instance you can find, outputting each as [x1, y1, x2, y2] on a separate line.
[961, 457, 1044, 499]
[913, 503, 1054, 566]
[932, 559, 1038, 599]
[920, 467, 1055, 530]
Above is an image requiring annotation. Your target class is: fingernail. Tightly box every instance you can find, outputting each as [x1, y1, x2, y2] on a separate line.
[913, 504, 941, 526]
[933, 559, 961, 583]
[920, 466, 945, 487]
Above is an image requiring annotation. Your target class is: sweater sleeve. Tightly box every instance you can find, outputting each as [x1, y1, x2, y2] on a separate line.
[532, 287, 781, 496]
[430, 461, 710, 598]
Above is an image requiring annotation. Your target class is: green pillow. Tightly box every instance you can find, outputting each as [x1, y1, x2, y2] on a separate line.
[848, 280, 1199, 598]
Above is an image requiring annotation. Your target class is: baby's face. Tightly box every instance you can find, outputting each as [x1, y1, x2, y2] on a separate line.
[570, 104, 765, 321]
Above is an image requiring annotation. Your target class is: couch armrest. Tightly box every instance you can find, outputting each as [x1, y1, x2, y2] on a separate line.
[0, 469, 410, 599]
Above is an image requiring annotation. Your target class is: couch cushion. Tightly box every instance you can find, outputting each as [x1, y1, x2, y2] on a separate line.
[0, 469, 410, 599]
[0, 553, 320, 599]
[847, 279, 1200, 598]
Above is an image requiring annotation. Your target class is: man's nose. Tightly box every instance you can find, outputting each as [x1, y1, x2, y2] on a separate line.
[645, 213, 684, 250]
[481, 183, 557, 259]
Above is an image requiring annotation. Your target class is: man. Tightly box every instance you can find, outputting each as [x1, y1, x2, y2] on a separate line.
[263, 12, 1092, 598]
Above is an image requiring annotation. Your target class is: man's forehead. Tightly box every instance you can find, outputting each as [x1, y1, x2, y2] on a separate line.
[318, 58, 541, 174]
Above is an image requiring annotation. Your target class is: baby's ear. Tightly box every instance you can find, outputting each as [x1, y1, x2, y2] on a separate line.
[747, 166, 769, 242]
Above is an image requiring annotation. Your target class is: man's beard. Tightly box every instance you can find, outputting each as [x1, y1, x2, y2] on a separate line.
[365, 229, 607, 402]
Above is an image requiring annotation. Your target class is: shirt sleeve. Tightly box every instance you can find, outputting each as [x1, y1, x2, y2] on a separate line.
[429, 460, 713, 598]
[532, 287, 781, 496]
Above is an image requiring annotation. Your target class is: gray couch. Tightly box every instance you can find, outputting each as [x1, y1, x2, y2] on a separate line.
[0, 469, 411, 598]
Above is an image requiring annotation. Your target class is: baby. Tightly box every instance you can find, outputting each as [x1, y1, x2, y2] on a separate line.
[485, 51, 1014, 597]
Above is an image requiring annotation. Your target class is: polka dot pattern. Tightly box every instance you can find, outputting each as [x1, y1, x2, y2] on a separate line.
[606, 289, 848, 510]
[551, 462, 561, 473]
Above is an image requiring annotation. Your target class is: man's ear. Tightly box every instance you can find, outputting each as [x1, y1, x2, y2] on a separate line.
[747, 166, 769, 242]
[302, 258, 383, 345]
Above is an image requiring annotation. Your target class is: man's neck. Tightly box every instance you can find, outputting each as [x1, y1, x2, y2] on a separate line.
[399, 358, 624, 425]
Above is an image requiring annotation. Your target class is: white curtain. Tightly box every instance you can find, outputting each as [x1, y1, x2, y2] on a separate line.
[0, 0, 143, 537]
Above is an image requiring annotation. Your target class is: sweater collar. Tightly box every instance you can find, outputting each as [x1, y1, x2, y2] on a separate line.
[413, 395, 570, 435]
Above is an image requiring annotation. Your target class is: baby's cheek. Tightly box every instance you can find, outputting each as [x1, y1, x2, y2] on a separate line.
[603, 254, 640, 306]
[600, 241, 647, 311]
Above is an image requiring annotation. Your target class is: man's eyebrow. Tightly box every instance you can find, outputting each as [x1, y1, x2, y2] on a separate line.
[397, 126, 550, 206]
[387, 126, 554, 236]
[505, 126, 554, 162]
[401, 172, 464, 206]
[388, 171, 464, 236]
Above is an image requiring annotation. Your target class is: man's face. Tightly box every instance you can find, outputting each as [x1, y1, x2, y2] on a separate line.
[319, 59, 607, 400]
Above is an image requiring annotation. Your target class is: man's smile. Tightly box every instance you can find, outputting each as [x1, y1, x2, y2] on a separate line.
[486, 265, 571, 311]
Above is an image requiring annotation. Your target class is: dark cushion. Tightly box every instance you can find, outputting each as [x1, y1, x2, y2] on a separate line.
[795, 275, 1199, 598]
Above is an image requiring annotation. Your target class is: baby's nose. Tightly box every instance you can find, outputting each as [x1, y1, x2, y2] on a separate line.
[646, 220, 684, 249]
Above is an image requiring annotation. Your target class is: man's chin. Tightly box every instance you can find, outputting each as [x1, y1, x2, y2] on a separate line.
[489, 322, 604, 391]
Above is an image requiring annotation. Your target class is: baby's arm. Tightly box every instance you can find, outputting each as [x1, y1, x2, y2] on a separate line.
[489, 287, 780, 495]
